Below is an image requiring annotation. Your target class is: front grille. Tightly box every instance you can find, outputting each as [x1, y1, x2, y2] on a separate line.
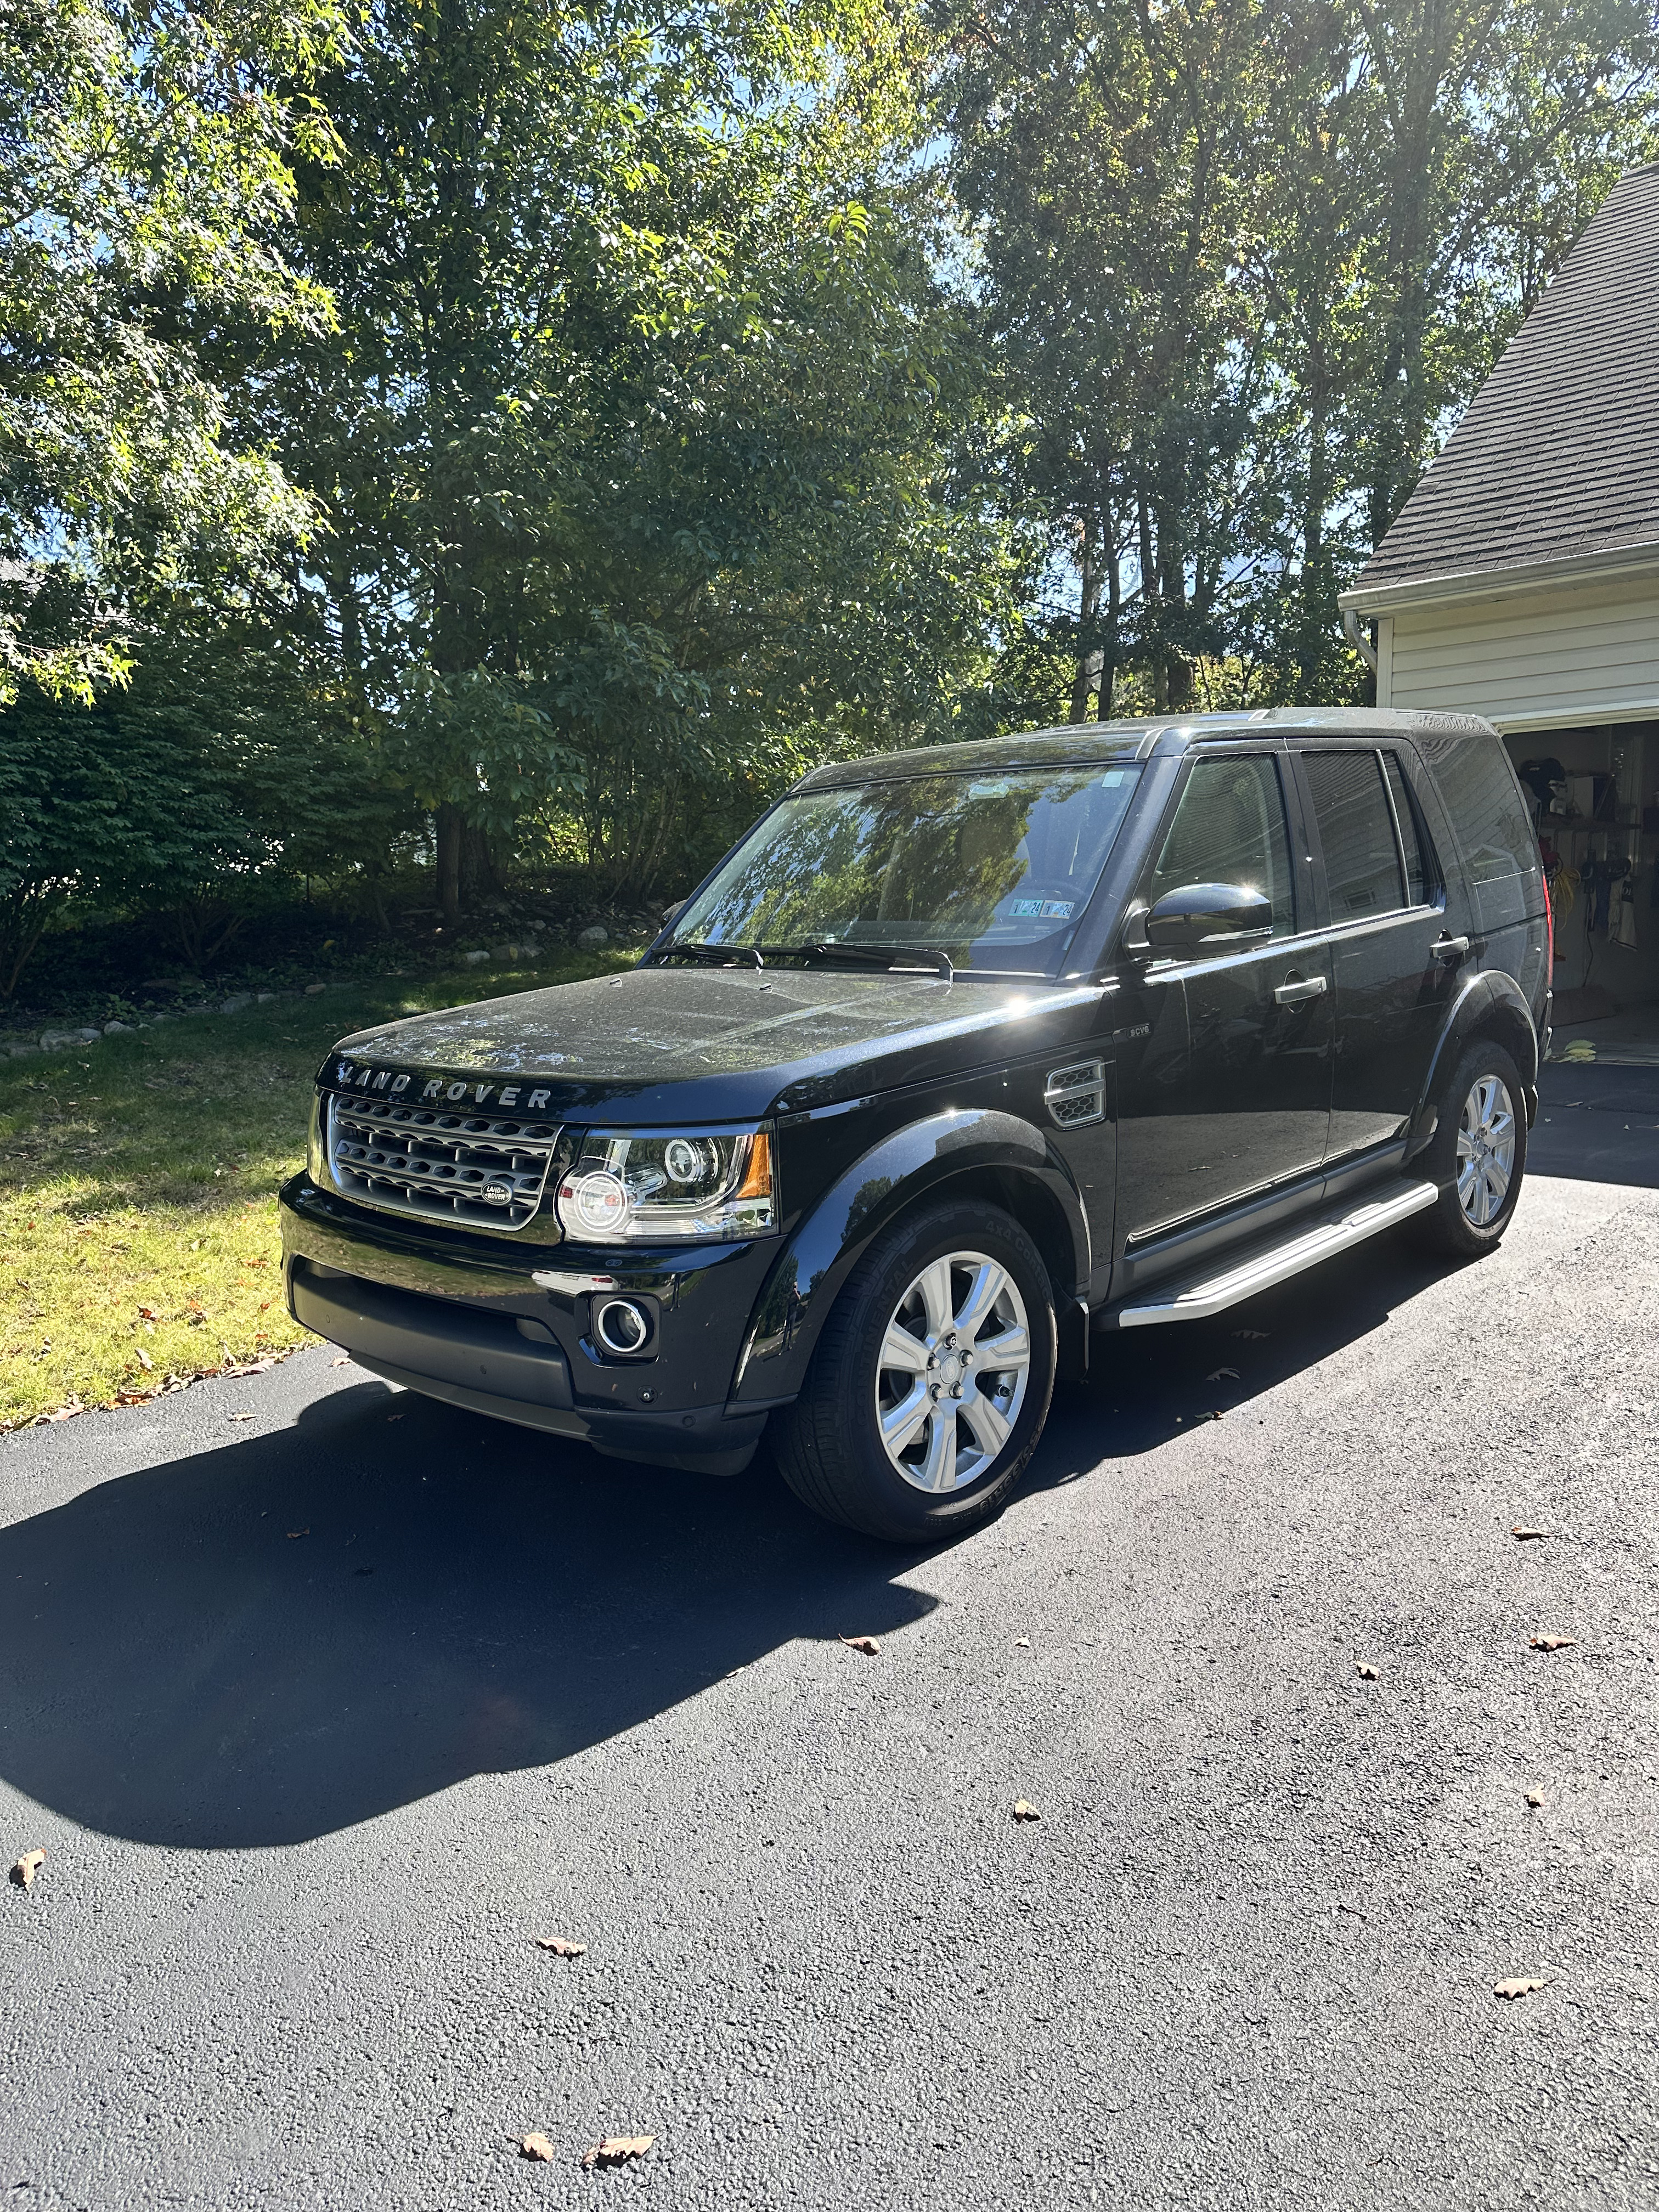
[326, 1093, 562, 1232]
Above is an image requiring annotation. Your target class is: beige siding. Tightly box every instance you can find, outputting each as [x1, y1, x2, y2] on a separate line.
[1385, 572, 1659, 730]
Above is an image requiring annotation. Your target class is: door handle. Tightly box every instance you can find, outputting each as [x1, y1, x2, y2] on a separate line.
[1273, 973, 1328, 1006]
[1432, 934, 1471, 963]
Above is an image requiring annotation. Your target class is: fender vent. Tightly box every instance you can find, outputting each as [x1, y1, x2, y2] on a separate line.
[1044, 1059, 1106, 1130]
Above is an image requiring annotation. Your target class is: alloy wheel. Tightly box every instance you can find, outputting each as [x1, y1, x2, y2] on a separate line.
[1456, 1074, 1516, 1227]
[874, 1251, 1032, 1493]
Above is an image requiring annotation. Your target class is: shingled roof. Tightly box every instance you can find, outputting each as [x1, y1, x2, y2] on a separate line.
[1344, 161, 1659, 607]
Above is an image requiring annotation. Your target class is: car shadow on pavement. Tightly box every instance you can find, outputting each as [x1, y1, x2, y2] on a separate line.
[1022, 1228, 1469, 1491]
[0, 1232, 1474, 1853]
[0, 1381, 939, 1851]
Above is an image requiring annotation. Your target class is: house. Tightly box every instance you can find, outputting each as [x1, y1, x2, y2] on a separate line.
[1339, 159, 1659, 1018]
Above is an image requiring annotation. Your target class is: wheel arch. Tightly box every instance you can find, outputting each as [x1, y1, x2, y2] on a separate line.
[732, 1109, 1089, 1403]
[1408, 970, 1540, 1158]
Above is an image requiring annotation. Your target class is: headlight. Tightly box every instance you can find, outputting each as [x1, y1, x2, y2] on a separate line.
[554, 1127, 775, 1243]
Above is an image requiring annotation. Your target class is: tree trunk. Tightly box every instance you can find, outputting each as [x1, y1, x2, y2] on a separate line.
[1069, 516, 1104, 724]
[436, 802, 462, 923]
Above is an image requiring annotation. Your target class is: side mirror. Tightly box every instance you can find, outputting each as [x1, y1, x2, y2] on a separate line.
[1143, 882, 1273, 953]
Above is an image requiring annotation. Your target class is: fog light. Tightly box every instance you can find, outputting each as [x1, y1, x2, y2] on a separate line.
[594, 1297, 650, 1355]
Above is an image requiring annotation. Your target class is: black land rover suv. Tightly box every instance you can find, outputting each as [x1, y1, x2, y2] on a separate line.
[281, 708, 1549, 1541]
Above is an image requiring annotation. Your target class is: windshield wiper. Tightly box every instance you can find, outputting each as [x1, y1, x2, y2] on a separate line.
[774, 941, 955, 983]
[661, 940, 764, 970]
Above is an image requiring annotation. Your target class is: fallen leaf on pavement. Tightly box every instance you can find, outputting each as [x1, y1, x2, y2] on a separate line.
[10, 1849, 46, 1891]
[1356, 1663, 1379, 1680]
[1233, 1329, 1268, 1340]
[228, 1412, 253, 1423]
[582, 2136, 653, 2170]
[330, 1355, 351, 1366]
[1014, 1636, 1031, 1649]
[1524, 1789, 1545, 1809]
[1012, 1799, 1041, 1822]
[1205, 1367, 1240, 1382]
[518, 2134, 556, 2162]
[286, 1528, 309, 1540]
[1512, 1526, 1547, 1541]
[1530, 1634, 1576, 1652]
[1494, 1976, 1549, 2001]
[839, 1633, 879, 1657]
[534, 1936, 588, 1958]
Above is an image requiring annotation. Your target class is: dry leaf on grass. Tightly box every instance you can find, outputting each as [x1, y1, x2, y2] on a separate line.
[1524, 1788, 1546, 1809]
[1204, 1367, 1240, 1382]
[1530, 1634, 1577, 1652]
[1356, 1662, 1379, 1680]
[1512, 1525, 1547, 1541]
[1494, 1976, 1549, 2001]
[518, 2133, 556, 2162]
[1012, 1799, 1041, 1822]
[10, 1849, 46, 1891]
[534, 1936, 588, 1958]
[582, 2136, 653, 2170]
[839, 1633, 879, 1657]
[135, 1347, 154, 1372]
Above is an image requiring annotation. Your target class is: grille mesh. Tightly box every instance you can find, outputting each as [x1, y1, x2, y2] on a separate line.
[1044, 1059, 1106, 1130]
[327, 1093, 562, 1232]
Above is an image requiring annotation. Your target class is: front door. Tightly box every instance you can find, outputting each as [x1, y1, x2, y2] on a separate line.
[1113, 749, 1333, 1288]
[1293, 746, 1461, 1166]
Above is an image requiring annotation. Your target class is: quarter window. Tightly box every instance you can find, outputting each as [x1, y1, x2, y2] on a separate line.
[1304, 751, 1406, 922]
[1148, 754, 1295, 937]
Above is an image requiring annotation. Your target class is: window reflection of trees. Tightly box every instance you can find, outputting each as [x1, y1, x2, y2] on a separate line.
[682, 768, 1140, 961]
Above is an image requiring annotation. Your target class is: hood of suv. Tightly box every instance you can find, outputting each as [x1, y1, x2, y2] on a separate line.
[327, 965, 1109, 1122]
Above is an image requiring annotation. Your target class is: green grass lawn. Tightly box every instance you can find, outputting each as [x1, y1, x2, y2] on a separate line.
[0, 946, 634, 1429]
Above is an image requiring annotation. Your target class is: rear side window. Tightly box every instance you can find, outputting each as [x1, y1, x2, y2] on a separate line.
[1303, 752, 1404, 921]
[1382, 753, 1433, 905]
[1416, 729, 1539, 929]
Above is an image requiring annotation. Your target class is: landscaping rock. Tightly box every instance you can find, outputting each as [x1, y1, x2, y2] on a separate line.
[256, 992, 278, 1003]
[102, 1020, 135, 1035]
[490, 944, 516, 962]
[5, 1041, 41, 1057]
[40, 1026, 102, 1048]
[303, 983, 326, 995]
[220, 994, 253, 1014]
[463, 949, 490, 966]
[577, 924, 609, 949]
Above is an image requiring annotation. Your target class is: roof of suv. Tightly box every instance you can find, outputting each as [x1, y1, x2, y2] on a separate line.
[797, 707, 1497, 788]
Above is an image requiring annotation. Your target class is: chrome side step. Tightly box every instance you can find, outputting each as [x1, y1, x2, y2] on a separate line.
[1115, 1178, 1439, 1327]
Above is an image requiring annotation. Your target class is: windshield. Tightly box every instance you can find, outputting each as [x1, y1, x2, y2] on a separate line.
[668, 760, 1143, 973]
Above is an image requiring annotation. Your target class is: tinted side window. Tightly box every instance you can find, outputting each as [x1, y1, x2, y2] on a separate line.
[1304, 751, 1404, 922]
[1149, 754, 1295, 936]
[1416, 730, 1539, 929]
[1382, 752, 1433, 905]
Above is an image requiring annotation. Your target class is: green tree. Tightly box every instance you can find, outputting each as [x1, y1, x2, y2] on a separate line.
[0, 0, 346, 704]
[261, 0, 1021, 913]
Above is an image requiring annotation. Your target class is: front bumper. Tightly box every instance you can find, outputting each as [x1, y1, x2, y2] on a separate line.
[279, 1173, 785, 1476]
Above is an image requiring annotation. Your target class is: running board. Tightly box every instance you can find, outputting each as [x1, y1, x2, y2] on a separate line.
[1114, 1178, 1438, 1327]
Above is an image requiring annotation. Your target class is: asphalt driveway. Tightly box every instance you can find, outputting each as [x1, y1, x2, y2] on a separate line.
[3, 1087, 1657, 2209]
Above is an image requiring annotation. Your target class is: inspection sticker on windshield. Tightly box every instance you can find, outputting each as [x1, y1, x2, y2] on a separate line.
[1008, 898, 1075, 919]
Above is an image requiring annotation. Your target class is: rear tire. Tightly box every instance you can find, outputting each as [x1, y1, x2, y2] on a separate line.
[774, 1200, 1057, 1543]
[1413, 1039, 1527, 1257]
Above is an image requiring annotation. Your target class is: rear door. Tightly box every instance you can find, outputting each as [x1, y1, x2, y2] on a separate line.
[1292, 744, 1460, 1168]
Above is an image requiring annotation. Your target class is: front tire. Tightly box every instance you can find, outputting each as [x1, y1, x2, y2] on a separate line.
[774, 1200, 1057, 1542]
[1413, 1039, 1527, 1257]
